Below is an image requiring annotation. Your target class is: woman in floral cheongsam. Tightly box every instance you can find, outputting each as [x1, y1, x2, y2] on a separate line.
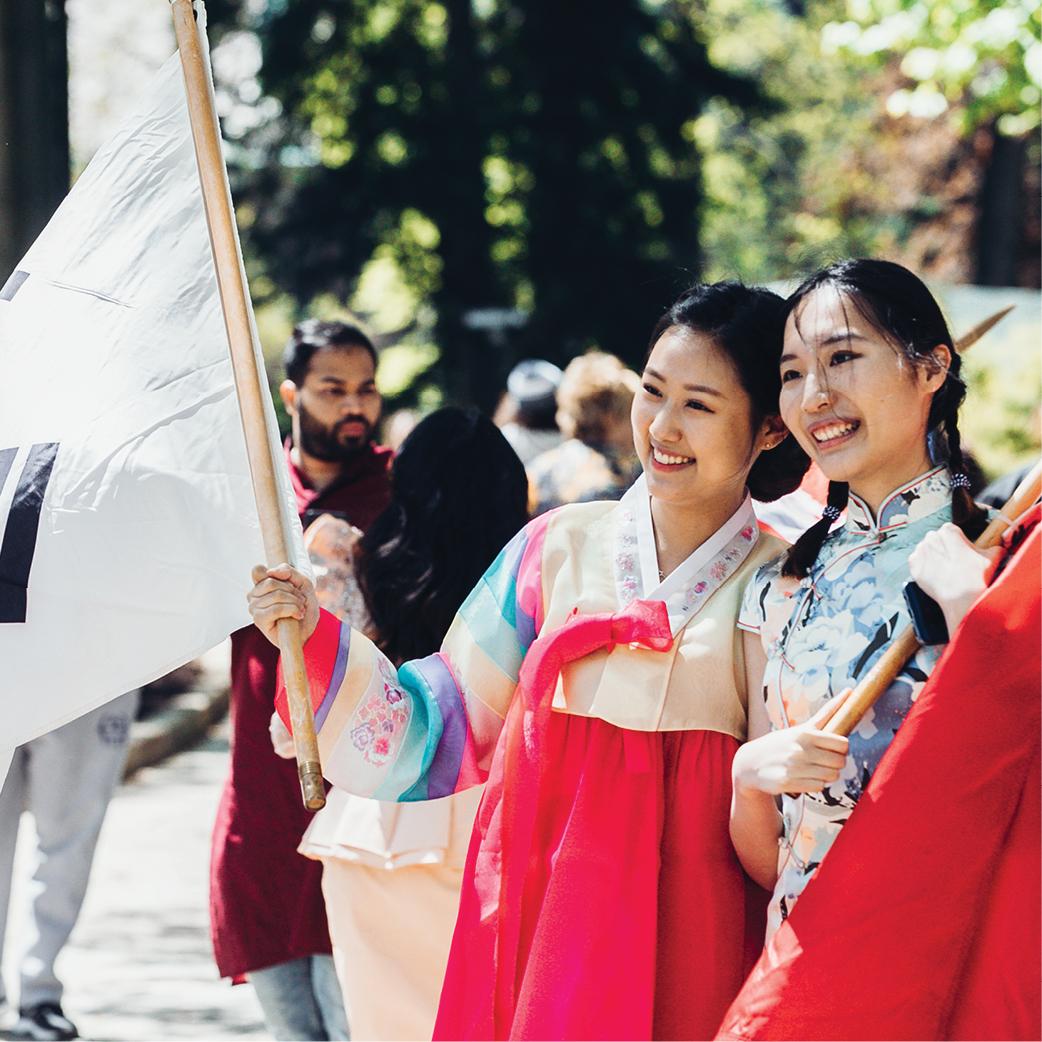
[729, 259, 990, 939]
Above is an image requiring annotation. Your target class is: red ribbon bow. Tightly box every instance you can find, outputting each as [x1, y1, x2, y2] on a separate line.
[517, 598, 674, 712]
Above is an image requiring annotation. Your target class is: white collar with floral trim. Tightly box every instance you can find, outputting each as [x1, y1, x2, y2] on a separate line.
[612, 474, 760, 636]
[845, 466, 952, 535]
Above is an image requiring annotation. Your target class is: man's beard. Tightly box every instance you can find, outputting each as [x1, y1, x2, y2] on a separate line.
[297, 399, 375, 463]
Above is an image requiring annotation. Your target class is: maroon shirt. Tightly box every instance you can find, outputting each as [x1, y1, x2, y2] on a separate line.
[210, 443, 392, 978]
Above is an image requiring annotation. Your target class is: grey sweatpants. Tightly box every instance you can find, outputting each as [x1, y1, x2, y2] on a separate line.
[0, 691, 139, 1009]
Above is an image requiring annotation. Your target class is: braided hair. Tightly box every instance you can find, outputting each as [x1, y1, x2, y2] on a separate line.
[781, 259, 988, 579]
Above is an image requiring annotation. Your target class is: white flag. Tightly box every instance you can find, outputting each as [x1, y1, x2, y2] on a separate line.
[0, 33, 302, 765]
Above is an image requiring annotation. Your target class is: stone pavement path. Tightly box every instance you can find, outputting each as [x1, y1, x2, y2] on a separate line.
[3, 721, 267, 1042]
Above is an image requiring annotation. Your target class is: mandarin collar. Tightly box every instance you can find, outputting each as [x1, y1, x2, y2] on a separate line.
[845, 466, 952, 535]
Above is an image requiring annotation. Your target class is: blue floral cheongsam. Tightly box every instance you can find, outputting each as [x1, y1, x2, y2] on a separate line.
[739, 467, 954, 939]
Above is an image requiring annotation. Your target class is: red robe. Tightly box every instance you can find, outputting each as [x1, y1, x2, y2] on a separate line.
[209, 443, 392, 979]
[717, 507, 1041, 1041]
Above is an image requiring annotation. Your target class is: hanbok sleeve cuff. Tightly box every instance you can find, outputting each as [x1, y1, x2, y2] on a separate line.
[273, 516, 549, 804]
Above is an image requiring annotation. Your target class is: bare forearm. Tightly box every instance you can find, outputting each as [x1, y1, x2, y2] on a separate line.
[730, 783, 782, 891]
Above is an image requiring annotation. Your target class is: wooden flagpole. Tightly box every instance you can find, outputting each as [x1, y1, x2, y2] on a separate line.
[953, 305, 1015, 353]
[170, 0, 325, 810]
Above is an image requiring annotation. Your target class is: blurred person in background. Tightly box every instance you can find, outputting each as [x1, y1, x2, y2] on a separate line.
[496, 358, 563, 465]
[265, 407, 529, 1040]
[382, 408, 419, 452]
[981, 459, 1036, 507]
[527, 351, 642, 515]
[0, 692, 139, 1041]
[210, 319, 391, 1042]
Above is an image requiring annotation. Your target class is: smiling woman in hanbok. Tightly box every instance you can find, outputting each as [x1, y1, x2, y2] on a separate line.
[248, 282, 810, 1041]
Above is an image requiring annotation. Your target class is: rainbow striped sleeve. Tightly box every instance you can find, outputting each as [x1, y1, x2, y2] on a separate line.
[275, 512, 551, 802]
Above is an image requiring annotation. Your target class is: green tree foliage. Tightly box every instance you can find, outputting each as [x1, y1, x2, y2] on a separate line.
[693, 0, 889, 281]
[689, 0, 1040, 476]
[822, 0, 1040, 136]
[693, 0, 1040, 287]
[206, 0, 760, 407]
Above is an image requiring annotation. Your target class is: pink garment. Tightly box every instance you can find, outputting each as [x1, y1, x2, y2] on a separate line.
[434, 600, 766, 1039]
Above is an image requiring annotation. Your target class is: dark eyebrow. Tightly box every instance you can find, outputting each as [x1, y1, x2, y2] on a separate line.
[781, 330, 868, 362]
[820, 330, 868, 346]
[643, 366, 724, 397]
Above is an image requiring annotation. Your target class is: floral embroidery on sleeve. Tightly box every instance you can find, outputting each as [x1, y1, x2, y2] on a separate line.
[350, 657, 412, 768]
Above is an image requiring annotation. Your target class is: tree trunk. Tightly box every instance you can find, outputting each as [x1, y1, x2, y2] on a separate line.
[0, 0, 69, 282]
[975, 125, 1025, 287]
[432, 0, 505, 412]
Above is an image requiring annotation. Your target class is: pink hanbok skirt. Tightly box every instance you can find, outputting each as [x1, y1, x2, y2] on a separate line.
[433, 711, 766, 1040]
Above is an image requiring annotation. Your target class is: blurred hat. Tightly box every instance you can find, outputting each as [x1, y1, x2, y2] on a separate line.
[507, 359, 563, 408]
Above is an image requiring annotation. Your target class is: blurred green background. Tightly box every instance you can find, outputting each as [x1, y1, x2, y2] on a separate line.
[4, 0, 1040, 478]
[206, 0, 1039, 479]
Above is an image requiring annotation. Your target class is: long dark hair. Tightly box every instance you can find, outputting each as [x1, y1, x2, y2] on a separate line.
[356, 407, 529, 663]
[782, 258, 989, 579]
[649, 281, 810, 501]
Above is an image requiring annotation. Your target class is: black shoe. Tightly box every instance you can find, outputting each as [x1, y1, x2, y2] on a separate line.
[10, 1004, 78, 1042]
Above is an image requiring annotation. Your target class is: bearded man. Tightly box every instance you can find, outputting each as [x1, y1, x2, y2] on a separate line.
[210, 320, 391, 1041]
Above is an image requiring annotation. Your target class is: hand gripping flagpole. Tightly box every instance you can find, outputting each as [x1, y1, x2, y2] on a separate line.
[170, 0, 325, 810]
[825, 459, 1042, 737]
